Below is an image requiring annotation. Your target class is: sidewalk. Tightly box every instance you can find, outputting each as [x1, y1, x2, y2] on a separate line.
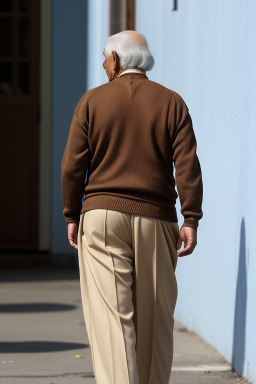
[0, 266, 250, 384]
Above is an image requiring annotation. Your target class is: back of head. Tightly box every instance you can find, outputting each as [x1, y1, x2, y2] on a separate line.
[104, 31, 155, 72]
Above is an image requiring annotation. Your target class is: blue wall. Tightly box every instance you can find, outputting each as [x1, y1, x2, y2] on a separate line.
[51, 0, 109, 256]
[50, 0, 256, 380]
[86, 0, 110, 89]
[51, 0, 87, 256]
[136, 0, 256, 382]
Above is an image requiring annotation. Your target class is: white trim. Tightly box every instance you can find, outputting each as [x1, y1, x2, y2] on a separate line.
[171, 364, 232, 372]
[38, 0, 51, 250]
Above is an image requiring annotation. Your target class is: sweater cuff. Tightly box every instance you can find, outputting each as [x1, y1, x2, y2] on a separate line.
[182, 217, 199, 230]
[65, 216, 80, 224]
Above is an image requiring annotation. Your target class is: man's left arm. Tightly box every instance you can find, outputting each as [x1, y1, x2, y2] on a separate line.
[168, 91, 204, 231]
[61, 101, 90, 225]
[168, 92, 203, 256]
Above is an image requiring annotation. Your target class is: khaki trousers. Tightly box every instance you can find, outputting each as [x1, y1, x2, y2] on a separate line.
[77, 209, 180, 384]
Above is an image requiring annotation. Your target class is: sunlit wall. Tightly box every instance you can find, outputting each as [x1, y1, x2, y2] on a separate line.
[136, 1, 256, 382]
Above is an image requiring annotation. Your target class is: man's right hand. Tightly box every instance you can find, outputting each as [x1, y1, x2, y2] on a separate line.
[68, 222, 79, 250]
[177, 226, 197, 257]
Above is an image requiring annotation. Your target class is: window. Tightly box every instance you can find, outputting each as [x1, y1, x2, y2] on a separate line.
[0, 0, 31, 94]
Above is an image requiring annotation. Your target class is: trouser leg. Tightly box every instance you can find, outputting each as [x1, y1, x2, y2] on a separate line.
[77, 209, 139, 384]
[132, 215, 179, 384]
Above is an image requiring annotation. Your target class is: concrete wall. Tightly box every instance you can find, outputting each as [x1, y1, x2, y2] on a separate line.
[136, 0, 256, 382]
[51, 0, 109, 258]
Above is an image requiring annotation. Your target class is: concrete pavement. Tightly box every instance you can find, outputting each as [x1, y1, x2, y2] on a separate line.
[0, 266, 250, 384]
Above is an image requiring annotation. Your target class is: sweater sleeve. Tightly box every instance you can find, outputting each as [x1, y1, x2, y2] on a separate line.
[61, 99, 90, 224]
[168, 92, 203, 230]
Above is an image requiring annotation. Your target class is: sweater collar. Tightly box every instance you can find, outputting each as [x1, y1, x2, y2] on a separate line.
[115, 72, 148, 80]
[118, 69, 146, 77]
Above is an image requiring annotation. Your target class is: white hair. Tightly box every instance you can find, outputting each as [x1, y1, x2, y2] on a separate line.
[104, 32, 155, 71]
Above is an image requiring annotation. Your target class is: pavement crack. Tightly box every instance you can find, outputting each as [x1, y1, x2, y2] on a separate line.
[0, 371, 95, 378]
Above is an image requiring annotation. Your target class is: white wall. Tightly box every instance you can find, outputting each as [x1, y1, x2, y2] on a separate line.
[136, 0, 256, 382]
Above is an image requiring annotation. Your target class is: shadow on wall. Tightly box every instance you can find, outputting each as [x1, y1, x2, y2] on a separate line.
[232, 217, 247, 375]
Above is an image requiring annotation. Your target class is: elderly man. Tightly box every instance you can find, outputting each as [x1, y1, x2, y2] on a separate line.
[61, 30, 203, 384]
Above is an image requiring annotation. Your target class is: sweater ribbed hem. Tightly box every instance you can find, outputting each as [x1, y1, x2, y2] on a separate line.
[81, 193, 178, 222]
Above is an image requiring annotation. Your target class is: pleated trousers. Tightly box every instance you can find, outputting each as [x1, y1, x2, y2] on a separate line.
[77, 208, 180, 384]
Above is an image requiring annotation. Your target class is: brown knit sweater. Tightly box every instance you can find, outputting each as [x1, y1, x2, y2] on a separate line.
[61, 72, 203, 229]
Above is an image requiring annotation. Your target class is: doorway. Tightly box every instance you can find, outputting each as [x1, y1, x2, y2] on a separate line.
[0, 0, 40, 249]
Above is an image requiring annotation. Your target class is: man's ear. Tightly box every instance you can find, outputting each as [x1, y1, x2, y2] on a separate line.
[112, 51, 120, 73]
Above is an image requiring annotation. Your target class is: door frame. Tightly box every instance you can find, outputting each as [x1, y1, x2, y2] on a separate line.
[38, 0, 51, 250]
[109, 0, 135, 35]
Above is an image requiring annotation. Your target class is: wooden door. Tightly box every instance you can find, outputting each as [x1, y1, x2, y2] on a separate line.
[0, 0, 40, 249]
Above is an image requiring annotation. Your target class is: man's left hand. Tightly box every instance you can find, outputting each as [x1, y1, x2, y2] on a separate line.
[177, 226, 197, 257]
[68, 223, 79, 249]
